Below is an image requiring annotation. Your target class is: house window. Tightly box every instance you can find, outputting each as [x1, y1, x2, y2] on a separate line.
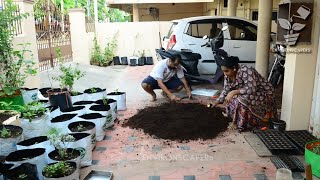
[252, 11, 278, 21]
[224, 0, 228, 8]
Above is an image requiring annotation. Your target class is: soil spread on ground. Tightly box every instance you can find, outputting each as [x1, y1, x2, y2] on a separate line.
[123, 103, 231, 141]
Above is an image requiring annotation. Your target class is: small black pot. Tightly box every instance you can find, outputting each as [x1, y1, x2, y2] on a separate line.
[47, 88, 72, 111]
[121, 57, 128, 65]
[146, 56, 154, 65]
[2, 163, 38, 180]
[129, 58, 137, 66]
[271, 119, 286, 131]
[6, 148, 45, 162]
[113, 56, 121, 65]
[138, 57, 146, 66]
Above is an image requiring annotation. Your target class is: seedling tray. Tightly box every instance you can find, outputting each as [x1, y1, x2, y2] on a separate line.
[284, 130, 318, 153]
[256, 130, 300, 155]
[270, 156, 305, 172]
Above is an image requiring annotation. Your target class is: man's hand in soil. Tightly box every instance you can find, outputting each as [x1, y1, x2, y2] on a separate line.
[170, 94, 181, 101]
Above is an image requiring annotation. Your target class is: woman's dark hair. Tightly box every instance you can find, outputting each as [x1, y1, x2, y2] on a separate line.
[169, 53, 182, 63]
[216, 55, 240, 69]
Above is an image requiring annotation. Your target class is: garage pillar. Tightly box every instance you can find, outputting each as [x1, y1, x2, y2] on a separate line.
[227, 0, 237, 17]
[133, 4, 139, 22]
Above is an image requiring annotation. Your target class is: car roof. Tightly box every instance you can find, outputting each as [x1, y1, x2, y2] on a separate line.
[172, 16, 257, 25]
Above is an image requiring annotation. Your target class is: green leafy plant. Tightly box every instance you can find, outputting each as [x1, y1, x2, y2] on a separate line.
[90, 36, 104, 66]
[52, 47, 85, 91]
[311, 146, 320, 155]
[76, 123, 86, 132]
[103, 32, 118, 64]
[48, 131, 76, 160]
[102, 96, 108, 105]
[0, 101, 23, 111]
[90, 88, 97, 93]
[0, 0, 37, 97]
[0, 126, 12, 138]
[43, 161, 74, 178]
[71, 91, 79, 96]
[138, 50, 145, 57]
[20, 101, 47, 122]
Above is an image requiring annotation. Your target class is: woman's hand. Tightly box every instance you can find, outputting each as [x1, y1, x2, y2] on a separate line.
[225, 90, 237, 104]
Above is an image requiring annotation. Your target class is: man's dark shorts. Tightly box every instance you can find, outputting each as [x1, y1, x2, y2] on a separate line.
[142, 76, 183, 90]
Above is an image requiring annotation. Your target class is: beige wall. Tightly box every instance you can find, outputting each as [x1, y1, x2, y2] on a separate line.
[96, 22, 172, 62]
[138, 3, 205, 21]
[12, 0, 40, 88]
[281, 0, 320, 130]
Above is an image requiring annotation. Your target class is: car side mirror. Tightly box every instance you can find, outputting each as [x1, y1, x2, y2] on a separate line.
[202, 35, 208, 40]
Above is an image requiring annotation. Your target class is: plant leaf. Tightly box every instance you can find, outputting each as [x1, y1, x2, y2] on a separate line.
[278, 18, 291, 30]
[292, 23, 306, 31]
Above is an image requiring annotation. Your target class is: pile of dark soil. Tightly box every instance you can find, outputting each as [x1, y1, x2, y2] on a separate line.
[123, 103, 231, 141]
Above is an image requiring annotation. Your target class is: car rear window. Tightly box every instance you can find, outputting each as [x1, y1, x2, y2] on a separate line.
[167, 22, 178, 37]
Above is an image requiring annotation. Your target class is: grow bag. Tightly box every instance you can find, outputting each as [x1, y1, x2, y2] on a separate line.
[70, 92, 85, 104]
[94, 99, 117, 121]
[107, 92, 126, 111]
[22, 88, 39, 104]
[20, 114, 50, 140]
[78, 113, 107, 141]
[66, 133, 92, 167]
[48, 148, 81, 169]
[68, 121, 96, 150]
[50, 114, 78, 134]
[83, 88, 107, 101]
[42, 161, 79, 180]
[0, 125, 23, 156]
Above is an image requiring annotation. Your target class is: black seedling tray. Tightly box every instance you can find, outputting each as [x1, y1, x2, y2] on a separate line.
[270, 156, 305, 172]
[284, 130, 318, 153]
[256, 130, 300, 155]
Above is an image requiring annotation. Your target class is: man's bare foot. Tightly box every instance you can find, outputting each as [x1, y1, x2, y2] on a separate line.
[227, 122, 237, 130]
[151, 95, 157, 102]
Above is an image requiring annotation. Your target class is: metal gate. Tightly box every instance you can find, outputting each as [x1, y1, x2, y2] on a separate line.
[34, 0, 72, 71]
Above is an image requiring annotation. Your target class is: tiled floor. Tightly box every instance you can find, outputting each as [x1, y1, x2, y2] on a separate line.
[40, 64, 305, 180]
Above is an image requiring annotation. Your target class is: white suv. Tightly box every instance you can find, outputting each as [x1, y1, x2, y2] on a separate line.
[162, 16, 263, 75]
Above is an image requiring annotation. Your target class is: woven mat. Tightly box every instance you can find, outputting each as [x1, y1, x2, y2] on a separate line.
[244, 133, 273, 157]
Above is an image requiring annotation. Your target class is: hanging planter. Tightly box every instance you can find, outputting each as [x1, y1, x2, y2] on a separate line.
[305, 140, 320, 178]
[78, 113, 107, 141]
[42, 161, 79, 180]
[48, 148, 81, 169]
[121, 57, 128, 65]
[61, 106, 86, 116]
[20, 102, 50, 140]
[21, 88, 39, 105]
[95, 99, 117, 122]
[73, 101, 94, 113]
[68, 121, 96, 150]
[83, 87, 107, 101]
[113, 56, 121, 65]
[146, 56, 154, 65]
[50, 114, 78, 134]
[0, 90, 24, 111]
[2, 163, 39, 180]
[17, 136, 54, 162]
[66, 133, 92, 167]
[70, 91, 85, 104]
[5, 148, 46, 180]
[107, 91, 126, 111]
[0, 125, 23, 156]
[46, 105, 61, 119]
[47, 88, 72, 111]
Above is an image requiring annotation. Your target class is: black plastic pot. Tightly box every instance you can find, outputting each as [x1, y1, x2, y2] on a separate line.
[271, 119, 286, 131]
[129, 58, 137, 66]
[68, 121, 95, 133]
[47, 88, 72, 111]
[138, 57, 146, 66]
[146, 56, 154, 65]
[113, 56, 121, 65]
[121, 57, 128, 65]
[3, 163, 38, 180]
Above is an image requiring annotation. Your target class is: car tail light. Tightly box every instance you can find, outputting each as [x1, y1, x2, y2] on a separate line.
[166, 34, 176, 50]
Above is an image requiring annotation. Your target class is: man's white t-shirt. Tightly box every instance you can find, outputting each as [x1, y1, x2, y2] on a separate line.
[150, 59, 184, 82]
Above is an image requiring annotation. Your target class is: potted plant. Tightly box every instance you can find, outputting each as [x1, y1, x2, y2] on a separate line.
[65, 133, 92, 167]
[138, 50, 146, 66]
[146, 50, 154, 65]
[113, 56, 121, 65]
[19, 101, 50, 140]
[47, 132, 81, 169]
[120, 56, 128, 65]
[2, 163, 39, 180]
[50, 114, 78, 134]
[0, 125, 23, 156]
[95, 97, 117, 122]
[78, 113, 108, 141]
[47, 48, 86, 111]
[5, 148, 47, 179]
[107, 89, 126, 111]
[42, 161, 79, 180]
[83, 87, 107, 101]
[68, 121, 96, 150]
[104, 32, 118, 66]
[0, 0, 37, 110]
